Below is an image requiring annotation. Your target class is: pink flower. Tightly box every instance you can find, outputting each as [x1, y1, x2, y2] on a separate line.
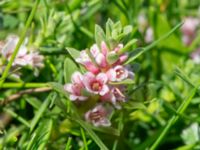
[145, 27, 154, 43]
[64, 72, 88, 101]
[101, 87, 126, 109]
[28, 52, 44, 68]
[191, 48, 200, 64]
[106, 65, 134, 82]
[85, 105, 111, 126]
[138, 13, 148, 32]
[83, 72, 109, 96]
[181, 17, 199, 45]
[76, 50, 100, 74]
[76, 42, 128, 73]
[1, 35, 44, 68]
[182, 17, 199, 36]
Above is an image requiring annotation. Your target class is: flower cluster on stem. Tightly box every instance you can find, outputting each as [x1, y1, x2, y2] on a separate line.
[64, 41, 134, 126]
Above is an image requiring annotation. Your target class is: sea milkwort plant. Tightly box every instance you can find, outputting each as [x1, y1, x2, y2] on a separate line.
[64, 19, 136, 126]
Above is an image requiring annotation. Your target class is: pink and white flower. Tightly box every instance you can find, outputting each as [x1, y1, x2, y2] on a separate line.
[181, 17, 199, 45]
[191, 48, 200, 64]
[76, 42, 128, 73]
[106, 65, 134, 82]
[76, 50, 100, 74]
[145, 27, 154, 43]
[85, 105, 111, 126]
[83, 72, 109, 96]
[101, 87, 126, 109]
[64, 71, 88, 101]
[1, 35, 44, 68]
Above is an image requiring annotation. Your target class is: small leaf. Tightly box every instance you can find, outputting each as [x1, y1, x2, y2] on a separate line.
[64, 58, 78, 83]
[49, 82, 68, 98]
[118, 39, 138, 54]
[106, 52, 119, 64]
[95, 24, 107, 48]
[109, 79, 135, 85]
[106, 19, 114, 39]
[66, 47, 80, 60]
[181, 123, 200, 145]
[123, 25, 133, 35]
[124, 102, 146, 110]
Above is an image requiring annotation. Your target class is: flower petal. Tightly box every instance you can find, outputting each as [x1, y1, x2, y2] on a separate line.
[90, 44, 100, 57]
[99, 85, 109, 96]
[95, 53, 107, 67]
[83, 72, 95, 91]
[64, 84, 74, 93]
[71, 71, 83, 85]
[101, 41, 108, 56]
[96, 73, 108, 84]
[106, 69, 116, 81]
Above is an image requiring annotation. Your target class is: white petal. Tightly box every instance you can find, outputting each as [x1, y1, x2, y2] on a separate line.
[96, 73, 108, 84]
[99, 85, 109, 96]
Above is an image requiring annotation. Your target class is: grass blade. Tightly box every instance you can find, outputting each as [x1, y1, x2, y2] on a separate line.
[125, 22, 183, 64]
[30, 92, 55, 132]
[0, 0, 40, 88]
[149, 88, 197, 150]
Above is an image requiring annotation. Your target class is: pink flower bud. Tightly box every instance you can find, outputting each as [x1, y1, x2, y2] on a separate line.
[76, 51, 100, 74]
[85, 105, 111, 126]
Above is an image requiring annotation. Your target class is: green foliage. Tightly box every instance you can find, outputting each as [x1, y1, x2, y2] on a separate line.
[1, 0, 200, 150]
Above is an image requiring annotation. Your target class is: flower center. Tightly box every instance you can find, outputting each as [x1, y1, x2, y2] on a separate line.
[89, 110, 105, 122]
[116, 68, 124, 78]
[91, 81, 102, 91]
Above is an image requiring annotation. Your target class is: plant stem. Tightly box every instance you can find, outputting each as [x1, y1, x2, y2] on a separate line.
[149, 88, 197, 150]
[1, 87, 52, 106]
[1, 82, 48, 88]
[0, 0, 40, 88]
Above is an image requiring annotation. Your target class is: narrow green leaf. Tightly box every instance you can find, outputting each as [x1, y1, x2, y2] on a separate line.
[65, 137, 72, 150]
[80, 128, 88, 150]
[30, 93, 55, 132]
[4, 108, 30, 128]
[118, 38, 137, 54]
[149, 88, 197, 150]
[0, 0, 40, 88]
[27, 119, 53, 150]
[75, 119, 109, 150]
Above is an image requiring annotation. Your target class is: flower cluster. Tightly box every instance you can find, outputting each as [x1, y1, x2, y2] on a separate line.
[0, 35, 44, 68]
[64, 41, 134, 126]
